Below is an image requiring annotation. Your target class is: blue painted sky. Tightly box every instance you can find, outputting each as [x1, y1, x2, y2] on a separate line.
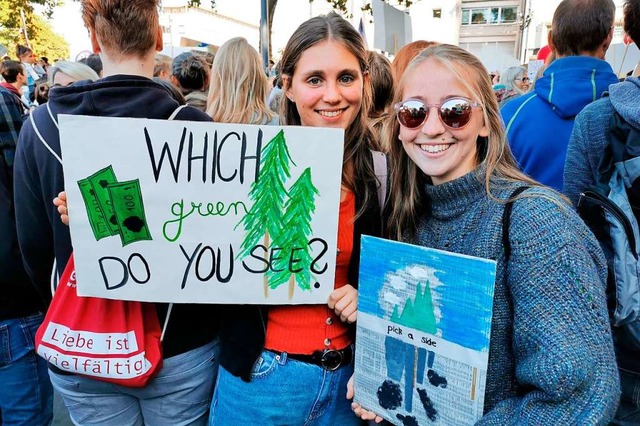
[359, 236, 497, 351]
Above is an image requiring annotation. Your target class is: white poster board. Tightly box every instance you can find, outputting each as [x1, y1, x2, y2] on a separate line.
[59, 115, 344, 305]
[527, 59, 544, 82]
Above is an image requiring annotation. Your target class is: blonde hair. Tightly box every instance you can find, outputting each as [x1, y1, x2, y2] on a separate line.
[48, 61, 100, 86]
[206, 37, 275, 125]
[386, 44, 541, 240]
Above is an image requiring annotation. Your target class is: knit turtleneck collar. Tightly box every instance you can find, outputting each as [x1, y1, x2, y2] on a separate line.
[424, 165, 487, 220]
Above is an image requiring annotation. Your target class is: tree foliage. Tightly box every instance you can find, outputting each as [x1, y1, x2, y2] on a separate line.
[0, 0, 68, 60]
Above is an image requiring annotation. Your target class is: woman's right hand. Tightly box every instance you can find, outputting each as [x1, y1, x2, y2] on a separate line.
[53, 191, 69, 226]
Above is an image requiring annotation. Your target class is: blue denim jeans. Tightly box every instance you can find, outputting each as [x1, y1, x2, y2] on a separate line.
[209, 350, 362, 426]
[611, 369, 640, 425]
[0, 313, 53, 426]
[50, 339, 219, 426]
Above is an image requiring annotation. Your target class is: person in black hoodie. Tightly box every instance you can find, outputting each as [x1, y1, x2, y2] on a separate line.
[0, 62, 53, 426]
[13, 1, 220, 424]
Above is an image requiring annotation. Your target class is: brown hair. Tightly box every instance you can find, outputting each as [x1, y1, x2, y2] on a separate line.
[153, 53, 172, 77]
[81, 0, 160, 59]
[551, 0, 615, 56]
[280, 11, 379, 210]
[0, 61, 24, 83]
[386, 44, 541, 240]
[391, 40, 437, 80]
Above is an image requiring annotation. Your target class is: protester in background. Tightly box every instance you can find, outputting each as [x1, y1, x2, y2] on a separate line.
[14, 0, 220, 424]
[16, 45, 39, 103]
[211, 12, 383, 425]
[48, 60, 99, 87]
[366, 50, 394, 147]
[79, 53, 103, 77]
[498, 66, 529, 106]
[153, 53, 172, 80]
[391, 40, 437, 80]
[266, 61, 283, 113]
[501, 0, 618, 191]
[40, 56, 51, 75]
[563, 0, 640, 422]
[171, 51, 210, 111]
[206, 37, 277, 125]
[0, 61, 29, 122]
[153, 76, 185, 104]
[34, 77, 50, 105]
[0, 59, 53, 426]
[352, 43, 619, 424]
[171, 51, 209, 95]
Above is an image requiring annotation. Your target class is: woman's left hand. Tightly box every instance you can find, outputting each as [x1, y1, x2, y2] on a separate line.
[328, 284, 358, 323]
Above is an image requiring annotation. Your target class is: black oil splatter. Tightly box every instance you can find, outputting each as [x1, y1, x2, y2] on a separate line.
[109, 215, 118, 225]
[396, 414, 419, 426]
[427, 369, 448, 388]
[313, 282, 320, 289]
[89, 189, 95, 196]
[417, 388, 438, 422]
[377, 380, 402, 410]
[123, 216, 144, 232]
[98, 179, 109, 188]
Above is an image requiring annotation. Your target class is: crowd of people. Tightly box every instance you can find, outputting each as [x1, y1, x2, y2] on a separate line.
[1, 0, 640, 424]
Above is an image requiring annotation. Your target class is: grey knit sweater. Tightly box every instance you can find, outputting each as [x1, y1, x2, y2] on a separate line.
[412, 169, 620, 425]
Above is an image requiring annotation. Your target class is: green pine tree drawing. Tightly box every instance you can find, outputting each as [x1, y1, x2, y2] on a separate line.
[237, 130, 295, 297]
[267, 168, 319, 299]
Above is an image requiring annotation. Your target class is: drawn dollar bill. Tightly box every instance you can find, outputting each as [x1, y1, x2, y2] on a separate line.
[107, 179, 152, 246]
[77, 177, 112, 241]
[86, 165, 120, 236]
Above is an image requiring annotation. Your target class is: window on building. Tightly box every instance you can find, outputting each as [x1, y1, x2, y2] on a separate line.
[500, 7, 518, 23]
[433, 8, 442, 18]
[461, 9, 470, 25]
[461, 6, 519, 25]
[471, 9, 489, 24]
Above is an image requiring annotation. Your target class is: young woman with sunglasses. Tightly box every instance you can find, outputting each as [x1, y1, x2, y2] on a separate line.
[352, 44, 619, 423]
[210, 12, 383, 425]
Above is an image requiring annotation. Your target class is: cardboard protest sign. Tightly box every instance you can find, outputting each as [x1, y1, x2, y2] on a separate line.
[59, 115, 344, 304]
[355, 236, 496, 425]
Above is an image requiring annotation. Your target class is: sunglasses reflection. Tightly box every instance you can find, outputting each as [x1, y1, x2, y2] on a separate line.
[394, 98, 481, 130]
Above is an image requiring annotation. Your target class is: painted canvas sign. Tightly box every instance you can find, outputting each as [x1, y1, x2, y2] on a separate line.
[355, 236, 497, 425]
[59, 115, 344, 304]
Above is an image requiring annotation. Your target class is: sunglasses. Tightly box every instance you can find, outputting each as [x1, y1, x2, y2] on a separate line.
[394, 97, 482, 130]
[515, 77, 530, 83]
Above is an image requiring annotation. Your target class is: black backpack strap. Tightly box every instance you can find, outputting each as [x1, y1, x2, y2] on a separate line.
[503, 186, 530, 263]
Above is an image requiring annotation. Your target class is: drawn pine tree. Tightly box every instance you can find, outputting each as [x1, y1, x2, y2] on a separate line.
[237, 130, 294, 296]
[268, 167, 319, 299]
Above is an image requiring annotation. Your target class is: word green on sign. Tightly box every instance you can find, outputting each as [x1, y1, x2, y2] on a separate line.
[78, 166, 152, 246]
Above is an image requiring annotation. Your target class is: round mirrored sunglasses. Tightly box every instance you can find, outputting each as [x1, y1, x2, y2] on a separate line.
[394, 97, 482, 130]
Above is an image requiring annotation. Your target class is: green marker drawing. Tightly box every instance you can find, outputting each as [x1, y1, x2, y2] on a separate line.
[267, 167, 319, 299]
[236, 129, 295, 297]
[86, 165, 120, 236]
[77, 178, 112, 241]
[107, 179, 152, 246]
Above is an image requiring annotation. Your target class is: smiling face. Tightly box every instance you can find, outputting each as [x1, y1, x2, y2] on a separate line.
[284, 39, 364, 130]
[398, 58, 488, 185]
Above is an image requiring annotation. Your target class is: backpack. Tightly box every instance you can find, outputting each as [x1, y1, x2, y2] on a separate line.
[576, 110, 640, 354]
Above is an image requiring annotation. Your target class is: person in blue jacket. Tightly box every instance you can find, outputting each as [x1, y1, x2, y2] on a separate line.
[501, 0, 618, 192]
